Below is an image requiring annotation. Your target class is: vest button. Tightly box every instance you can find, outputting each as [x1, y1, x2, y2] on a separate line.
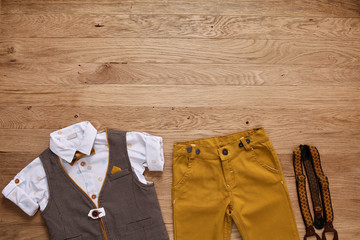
[91, 194, 96, 199]
[92, 210, 99, 218]
[80, 162, 86, 166]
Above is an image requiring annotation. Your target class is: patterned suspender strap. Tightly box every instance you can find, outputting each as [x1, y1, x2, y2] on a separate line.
[301, 145, 324, 230]
[307, 145, 338, 240]
[293, 145, 338, 240]
[293, 146, 321, 240]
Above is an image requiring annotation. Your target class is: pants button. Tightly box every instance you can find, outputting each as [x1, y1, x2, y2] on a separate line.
[222, 149, 228, 155]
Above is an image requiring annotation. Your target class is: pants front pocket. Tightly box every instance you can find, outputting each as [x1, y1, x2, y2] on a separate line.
[172, 154, 197, 190]
[251, 140, 281, 175]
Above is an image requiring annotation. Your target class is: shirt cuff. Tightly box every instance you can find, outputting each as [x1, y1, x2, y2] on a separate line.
[2, 178, 39, 216]
[145, 135, 165, 171]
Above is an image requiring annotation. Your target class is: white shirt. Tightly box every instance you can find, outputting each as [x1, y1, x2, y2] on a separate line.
[2, 121, 165, 216]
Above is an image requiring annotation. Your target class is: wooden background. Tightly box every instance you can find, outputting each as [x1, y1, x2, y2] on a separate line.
[0, 0, 359, 239]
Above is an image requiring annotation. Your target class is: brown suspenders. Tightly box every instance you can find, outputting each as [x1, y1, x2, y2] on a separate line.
[293, 145, 338, 240]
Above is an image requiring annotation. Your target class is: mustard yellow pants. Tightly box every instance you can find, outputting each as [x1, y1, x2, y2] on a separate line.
[172, 127, 300, 240]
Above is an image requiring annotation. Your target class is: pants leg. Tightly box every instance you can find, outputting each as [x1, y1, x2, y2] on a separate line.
[230, 136, 300, 240]
[172, 146, 232, 240]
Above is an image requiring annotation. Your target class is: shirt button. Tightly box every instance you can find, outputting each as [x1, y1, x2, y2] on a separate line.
[14, 178, 20, 184]
[91, 194, 96, 199]
[81, 162, 86, 166]
[222, 149, 228, 155]
[92, 210, 99, 218]
[227, 184, 230, 187]
[151, 160, 157, 164]
[87, 165, 92, 170]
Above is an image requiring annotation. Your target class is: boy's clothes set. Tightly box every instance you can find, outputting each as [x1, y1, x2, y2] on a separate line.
[3, 122, 301, 240]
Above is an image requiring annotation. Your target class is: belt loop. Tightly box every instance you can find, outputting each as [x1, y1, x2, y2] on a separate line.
[188, 144, 197, 160]
[240, 137, 253, 151]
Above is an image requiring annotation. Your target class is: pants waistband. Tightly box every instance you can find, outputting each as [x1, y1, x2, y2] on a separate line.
[173, 127, 270, 160]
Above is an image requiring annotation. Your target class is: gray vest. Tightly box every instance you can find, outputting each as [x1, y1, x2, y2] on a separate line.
[39, 129, 169, 240]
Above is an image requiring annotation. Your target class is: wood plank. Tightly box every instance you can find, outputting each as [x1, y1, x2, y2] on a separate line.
[0, 85, 358, 108]
[1, 14, 359, 40]
[1, 0, 360, 17]
[0, 129, 359, 155]
[0, 106, 359, 131]
[1, 38, 360, 65]
[1, 63, 360, 86]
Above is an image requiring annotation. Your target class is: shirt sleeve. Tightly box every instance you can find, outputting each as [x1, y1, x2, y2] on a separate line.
[126, 132, 165, 184]
[2, 157, 49, 216]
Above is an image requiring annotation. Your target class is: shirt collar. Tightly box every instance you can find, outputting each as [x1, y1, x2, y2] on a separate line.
[49, 121, 97, 164]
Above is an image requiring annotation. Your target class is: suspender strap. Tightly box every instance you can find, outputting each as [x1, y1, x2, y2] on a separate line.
[301, 145, 324, 229]
[293, 145, 338, 240]
[308, 146, 338, 240]
[293, 147, 321, 239]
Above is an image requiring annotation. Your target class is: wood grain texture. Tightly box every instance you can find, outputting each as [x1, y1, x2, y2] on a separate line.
[2, 0, 360, 17]
[0, 0, 359, 239]
[0, 106, 359, 131]
[1, 14, 359, 40]
[0, 85, 359, 108]
[1, 38, 360, 65]
[1, 63, 360, 86]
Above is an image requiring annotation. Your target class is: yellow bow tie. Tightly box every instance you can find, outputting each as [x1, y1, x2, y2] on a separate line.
[70, 148, 96, 166]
